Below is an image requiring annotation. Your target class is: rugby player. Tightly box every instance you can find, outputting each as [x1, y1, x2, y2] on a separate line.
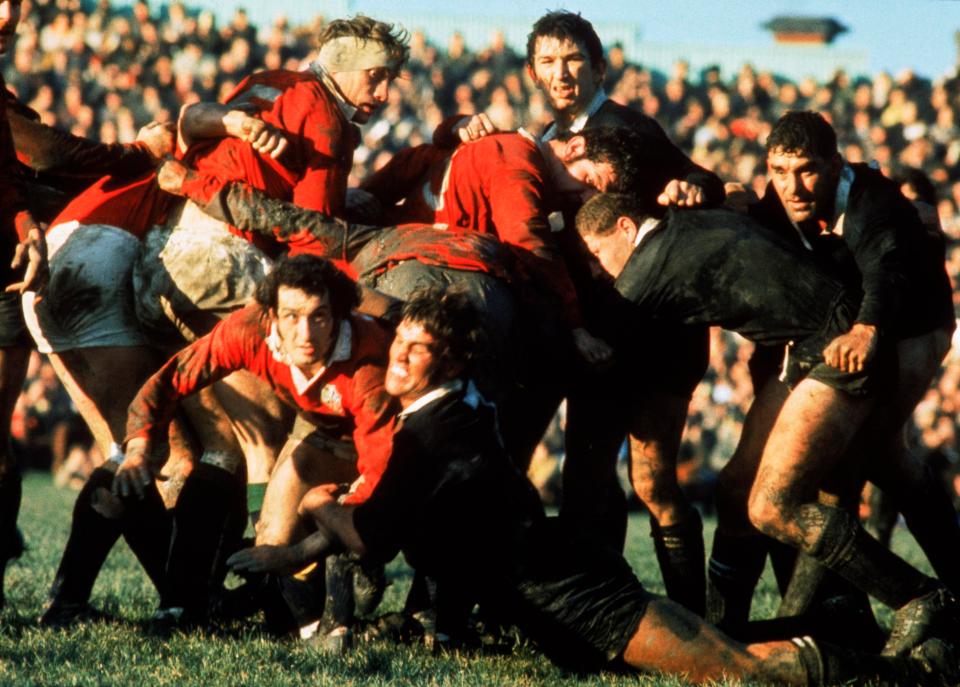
[226, 289, 955, 685]
[577, 192, 960, 658]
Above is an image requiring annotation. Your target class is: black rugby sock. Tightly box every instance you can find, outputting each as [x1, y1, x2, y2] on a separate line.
[121, 481, 172, 603]
[651, 511, 706, 616]
[706, 530, 766, 631]
[47, 467, 124, 605]
[0, 470, 22, 555]
[164, 462, 244, 615]
[798, 504, 936, 609]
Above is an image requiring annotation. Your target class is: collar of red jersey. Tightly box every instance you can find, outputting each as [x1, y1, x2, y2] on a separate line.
[541, 88, 608, 142]
[267, 319, 353, 395]
[308, 61, 359, 123]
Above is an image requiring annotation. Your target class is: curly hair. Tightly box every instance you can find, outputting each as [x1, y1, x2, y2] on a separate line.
[767, 111, 838, 160]
[317, 15, 410, 73]
[526, 10, 604, 70]
[255, 254, 359, 321]
[400, 288, 488, 379]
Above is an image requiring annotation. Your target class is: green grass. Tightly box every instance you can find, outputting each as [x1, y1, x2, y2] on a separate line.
[0, 472, 929, 686]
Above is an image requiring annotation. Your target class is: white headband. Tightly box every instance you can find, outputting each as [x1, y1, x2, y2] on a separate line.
[316, 36, 396, 73]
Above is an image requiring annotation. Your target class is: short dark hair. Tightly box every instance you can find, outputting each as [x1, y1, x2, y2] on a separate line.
[255, 254, 359, 321]
[767, 111, 838, 160]
[400, 288, 487, 379]
[576, 192, 649, 237]
[574, 126, 649, 196]
[318, 15, 410, 73]
[526, 11, 604, 70]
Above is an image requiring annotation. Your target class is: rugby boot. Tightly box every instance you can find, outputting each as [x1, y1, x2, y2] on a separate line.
[650, 511, 706, 616]
[795, 635, 954, 687]
[882, 585, 960, 657]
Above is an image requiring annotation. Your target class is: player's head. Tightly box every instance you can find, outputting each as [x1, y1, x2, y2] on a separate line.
[549, 126, 643, 201]
[576, 192, 651, 278]
[316, 15, 409, 123]
[766, 111, 842, 225]
[0, 0, 23, 55]
[385, 289, 486, 408]
[256, 255, 360, 375]
[526, 11, 605, 121]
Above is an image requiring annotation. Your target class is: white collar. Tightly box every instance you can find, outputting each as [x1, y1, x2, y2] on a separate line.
[308, 61, 359, 123]
[267, 319, 353, 395]
[790, 161, 854, 249]
[542, 88, 608, 142]
[634, 216, 662, 247]
[399, 378, 464, 418]
[396, 378, 492, 419]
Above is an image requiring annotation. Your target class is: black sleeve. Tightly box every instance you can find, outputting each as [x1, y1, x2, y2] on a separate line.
[844, 187, 907, 329]
[351, 428, 430, 563]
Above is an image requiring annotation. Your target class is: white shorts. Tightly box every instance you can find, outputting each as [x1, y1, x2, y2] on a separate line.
[133, 201, 272, 345]
[22, 221, 147, 354]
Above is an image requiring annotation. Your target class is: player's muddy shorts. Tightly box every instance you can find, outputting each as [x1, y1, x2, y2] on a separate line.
[133, 202, 271, 346]
[503, 520, 652, 672]
[782, 292, 895, 397]
[22, 221, 147, 353]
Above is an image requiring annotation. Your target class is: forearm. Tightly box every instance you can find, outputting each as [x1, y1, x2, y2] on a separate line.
[8, 109, 154, 177]
[178, 102, 253, 150]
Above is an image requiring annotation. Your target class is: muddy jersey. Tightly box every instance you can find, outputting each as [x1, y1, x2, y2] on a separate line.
[360, 133, 581, 325]
[180, 179, 515, 283]
[612, 207, 860, 357]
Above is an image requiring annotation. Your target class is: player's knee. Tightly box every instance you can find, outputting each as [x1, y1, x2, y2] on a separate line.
[299, 484, 338, 516]
[746, 489, 785, 540]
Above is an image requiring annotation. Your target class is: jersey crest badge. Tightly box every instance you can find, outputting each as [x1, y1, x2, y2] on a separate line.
[321, 383, 344, 415]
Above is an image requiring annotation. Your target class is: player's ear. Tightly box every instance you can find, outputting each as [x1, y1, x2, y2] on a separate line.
[616, 215, 639, 243]
[565, 135, 587, 160]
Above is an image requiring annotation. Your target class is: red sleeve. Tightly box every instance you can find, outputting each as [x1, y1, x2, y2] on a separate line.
[124, 306, 262, 448]
[485, 142, 583, 327]
[341, 361, 395, 505]
[0, 84, 33, 241]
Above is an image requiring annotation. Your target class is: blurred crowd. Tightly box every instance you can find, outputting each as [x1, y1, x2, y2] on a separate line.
[6, 0, 960, 509]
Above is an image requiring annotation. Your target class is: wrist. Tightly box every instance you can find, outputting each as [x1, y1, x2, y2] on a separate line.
[222, 110, 249, 138]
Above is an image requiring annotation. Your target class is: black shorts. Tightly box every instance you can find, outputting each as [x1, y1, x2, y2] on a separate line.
[783, 294, 896, 397]
[506, 519, 652, 672]
[0, 291, 31, 349]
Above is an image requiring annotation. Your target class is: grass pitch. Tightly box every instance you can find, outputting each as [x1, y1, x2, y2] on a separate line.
[0, 472, 928, 686]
